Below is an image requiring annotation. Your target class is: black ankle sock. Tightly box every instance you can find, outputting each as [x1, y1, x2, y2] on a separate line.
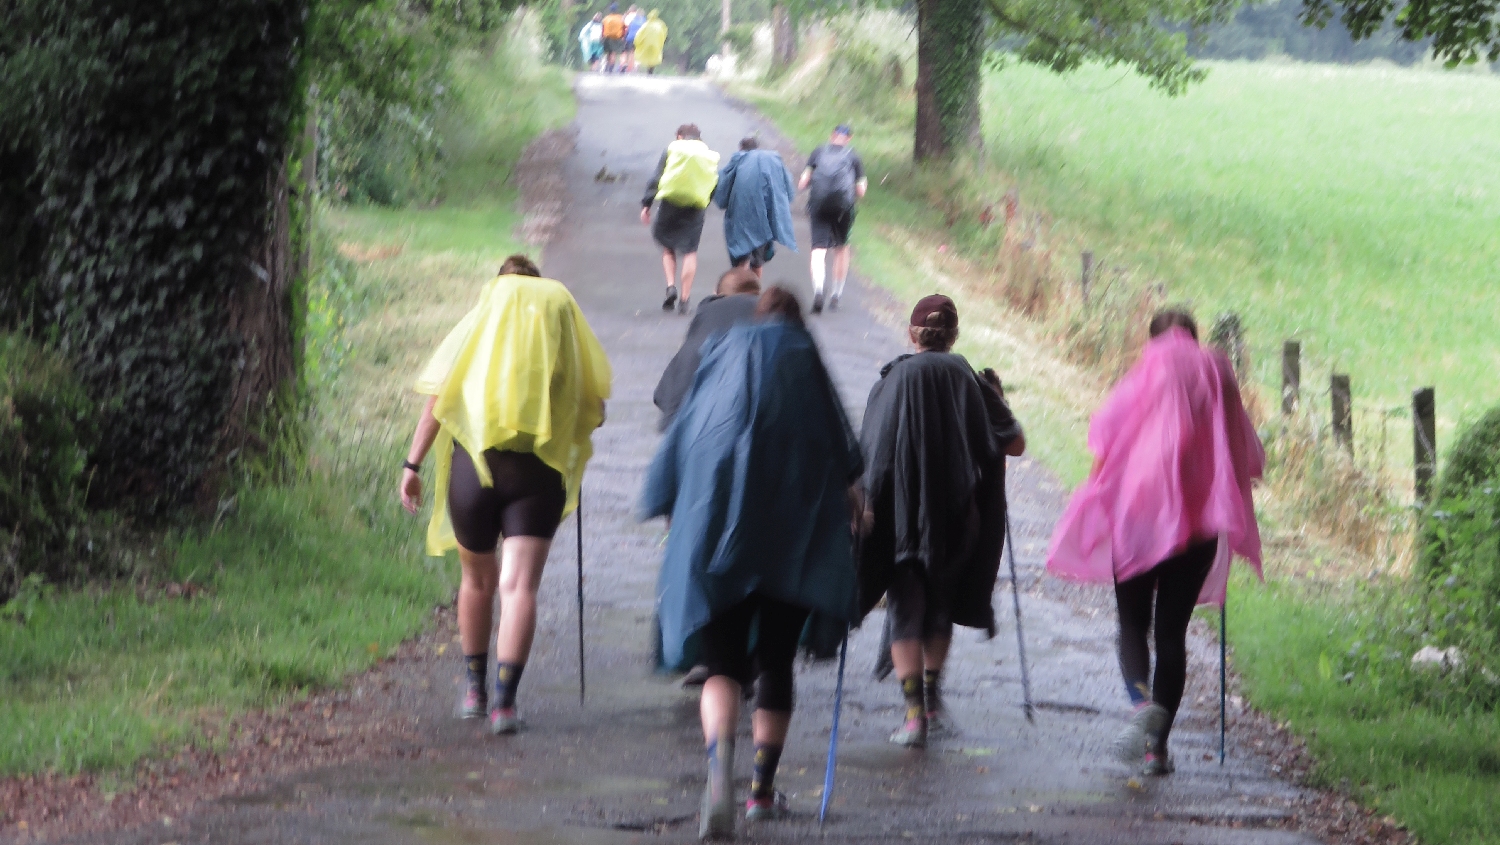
[922, 668, 942, 713]
[900, 676, 924, 722]
[495, 661, 525, 709]
[464, 653, 488, 692]
[750, 744, 783, 800]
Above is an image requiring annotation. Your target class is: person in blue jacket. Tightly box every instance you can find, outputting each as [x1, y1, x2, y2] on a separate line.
[711, 137, 797, 278]
[641, 287, 862, 838]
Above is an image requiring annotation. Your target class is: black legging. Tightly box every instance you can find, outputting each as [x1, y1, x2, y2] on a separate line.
[697, 593, 810, 713]
[1114, 538, 1217, 745]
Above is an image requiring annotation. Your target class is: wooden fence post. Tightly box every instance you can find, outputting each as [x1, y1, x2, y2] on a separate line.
[1282, 341, 1301, 415]
[1080, 250, 1094, 304]
[1331, 374, 1352, 451]
[1413, 387, 1436, 504]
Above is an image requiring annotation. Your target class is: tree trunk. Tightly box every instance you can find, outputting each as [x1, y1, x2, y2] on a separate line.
[914, 0, 984, 161]
[771, 5, 796, 68]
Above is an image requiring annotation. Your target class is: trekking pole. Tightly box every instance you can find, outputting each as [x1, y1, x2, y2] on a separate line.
[1219, 598, 1227, 765]
[1003, 511, 1035, 724]
[819, 628, 849, 826]
[576, 488, 586, 706]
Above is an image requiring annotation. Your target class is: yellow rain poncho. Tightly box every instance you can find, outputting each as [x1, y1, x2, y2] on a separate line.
[415, 274, 612, 556]
[634, 11, 667, 69]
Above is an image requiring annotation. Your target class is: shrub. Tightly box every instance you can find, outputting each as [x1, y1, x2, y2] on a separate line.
[0, 334, 97, 598]
[1419, 406, 1500, 668]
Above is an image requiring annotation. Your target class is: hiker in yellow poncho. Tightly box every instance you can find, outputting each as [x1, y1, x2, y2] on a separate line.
[400, 254, 612, 735]
[633, 10, 667, 74]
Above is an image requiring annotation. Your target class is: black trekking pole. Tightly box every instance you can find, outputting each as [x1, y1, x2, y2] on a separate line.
[576, 488, 586, 706]
[1219, 597, 1227, 765]
[1003, 511, 1035, 724]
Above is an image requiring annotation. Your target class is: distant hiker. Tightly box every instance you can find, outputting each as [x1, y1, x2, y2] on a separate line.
[601, 4, 628, 72]
[623, 5, 646, 71]
[713, 137, 797, 279]
[642, 287, 863, 837]
[857, 294, 1025, 748]
[633, 9, 668, 74]
[797, 124, 867, 314]
[579, 13, 604, 71]
[401, 254, 612, 736]
[642, 124, 720, 314]
[1047, 309, 1264, 777]
[653, 266, 761, 430]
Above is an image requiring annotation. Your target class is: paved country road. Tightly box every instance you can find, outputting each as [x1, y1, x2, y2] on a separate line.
[64, 76, 1317, 845]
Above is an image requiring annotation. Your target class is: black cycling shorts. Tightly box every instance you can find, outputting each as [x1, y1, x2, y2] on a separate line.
[448, 446, 567, 552]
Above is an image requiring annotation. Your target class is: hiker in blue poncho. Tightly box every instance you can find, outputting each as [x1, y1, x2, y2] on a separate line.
[711, 137, 797, 278]
[641, 287, 862, 838]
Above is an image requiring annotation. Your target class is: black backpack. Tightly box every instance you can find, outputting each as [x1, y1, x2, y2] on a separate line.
[809, 146, 857, 216]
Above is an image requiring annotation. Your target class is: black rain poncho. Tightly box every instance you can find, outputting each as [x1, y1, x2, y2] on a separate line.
[857, 352, 1022, 637]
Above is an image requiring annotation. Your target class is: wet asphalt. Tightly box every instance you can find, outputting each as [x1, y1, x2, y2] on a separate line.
[76, 76, 1317, 845]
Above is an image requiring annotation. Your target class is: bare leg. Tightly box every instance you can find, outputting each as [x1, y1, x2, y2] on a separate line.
[457, 548, 500, 655]
[680, 252, 698, 301]
[832, 246, 852, 296]
[661, 249, 678, 289]
[890, 638, 923, 679]
[809, 247, 828, 294]
[494, 535, 552, 663]
[701, 676, 742, 745]
[922, 635, 951, 673]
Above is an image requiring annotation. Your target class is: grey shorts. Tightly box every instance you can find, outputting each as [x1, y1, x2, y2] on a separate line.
[886, 563, 953, 642]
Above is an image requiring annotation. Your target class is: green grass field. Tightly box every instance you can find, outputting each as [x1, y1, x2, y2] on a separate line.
[0, 34, 572, 780]
[984, 61, 1500, 430]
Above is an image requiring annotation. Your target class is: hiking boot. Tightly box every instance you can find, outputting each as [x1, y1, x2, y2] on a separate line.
[828, 293, 840, 312]
[678, 296, 690, 315]
[811, 292, 824, 314]
[889, 715, 927, 748]
[456, 685, 487, 720]
[744, 791, 789, 822]
[488, 707, 524, 736]
[1112, 702, 1168, 764]
[663, 285, 679, 311]
[925, 708, 958, 740]
[699, 739, 736, 840]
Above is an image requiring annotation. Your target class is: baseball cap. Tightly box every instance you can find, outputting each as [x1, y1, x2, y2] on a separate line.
[910, 294, 957, 329]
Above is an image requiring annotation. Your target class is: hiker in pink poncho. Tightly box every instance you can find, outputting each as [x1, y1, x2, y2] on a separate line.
[1046, 309, 1264, 776]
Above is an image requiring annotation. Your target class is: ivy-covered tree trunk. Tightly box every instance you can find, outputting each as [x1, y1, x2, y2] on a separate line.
[914, 0, 984, 161]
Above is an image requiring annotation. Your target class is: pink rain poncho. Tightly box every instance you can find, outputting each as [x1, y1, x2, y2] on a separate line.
[1046, 327, 1265, 607]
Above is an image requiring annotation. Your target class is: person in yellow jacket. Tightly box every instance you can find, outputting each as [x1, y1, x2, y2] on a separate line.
[400, 254, 612, 736]
[633, 10, 667, 74]
[641, 124, 719, 314]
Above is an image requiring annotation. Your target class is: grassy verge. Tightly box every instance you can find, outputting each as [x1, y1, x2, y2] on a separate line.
[732, 20, 1499, 844]
[0, 31, 573, 780]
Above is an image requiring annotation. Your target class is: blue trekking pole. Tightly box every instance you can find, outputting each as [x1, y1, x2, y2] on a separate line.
[819, 629, 849, 825]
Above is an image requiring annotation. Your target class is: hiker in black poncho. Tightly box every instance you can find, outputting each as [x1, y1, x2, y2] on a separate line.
[857, 294, 1026, 748]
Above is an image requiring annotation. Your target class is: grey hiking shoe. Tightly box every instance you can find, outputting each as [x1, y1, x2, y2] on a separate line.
[488, 707, 524, 736]
[925, 708, 958, 740]
[889, 715, 927, 748]
[811, 292, 824, 314]
[1112, 703, 1169, 764]
[744, 791, 788, 822]
[678, 296, 690, 315]
[456, 686, 487, 720]
[663, 285, 679, 311]
[1141, 748, 1175, 776]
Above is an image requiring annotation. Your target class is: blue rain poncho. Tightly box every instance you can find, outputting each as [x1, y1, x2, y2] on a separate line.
[712, 149, 797, 263]
[641, 320, 862, 669]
